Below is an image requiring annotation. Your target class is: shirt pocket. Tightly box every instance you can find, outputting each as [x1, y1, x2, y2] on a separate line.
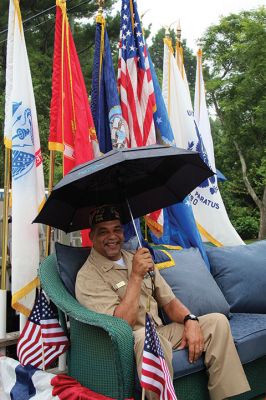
[142, 277, 153, 295]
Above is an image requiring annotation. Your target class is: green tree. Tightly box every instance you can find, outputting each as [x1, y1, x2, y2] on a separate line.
[201, 7, 266, 239]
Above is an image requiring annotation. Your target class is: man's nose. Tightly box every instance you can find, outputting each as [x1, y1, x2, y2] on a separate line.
[108, 231, 118, 238]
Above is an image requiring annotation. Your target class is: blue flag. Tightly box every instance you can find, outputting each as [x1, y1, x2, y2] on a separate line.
[91, 15, 127, 153]
[148, 52, 210, 267]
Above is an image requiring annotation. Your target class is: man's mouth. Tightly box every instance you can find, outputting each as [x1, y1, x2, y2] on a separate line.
[105, 242, 119, 248]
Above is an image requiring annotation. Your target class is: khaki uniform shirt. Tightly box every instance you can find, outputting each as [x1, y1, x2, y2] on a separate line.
[75, 248, 175, 331]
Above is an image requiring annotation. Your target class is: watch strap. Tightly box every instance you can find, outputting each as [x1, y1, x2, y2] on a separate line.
[184, 314, 199, 323]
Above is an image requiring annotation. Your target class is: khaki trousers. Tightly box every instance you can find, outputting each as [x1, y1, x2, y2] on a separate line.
[134, 313, 250, 400]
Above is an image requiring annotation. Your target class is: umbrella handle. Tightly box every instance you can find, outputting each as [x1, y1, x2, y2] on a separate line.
[126, 199, 155, 282]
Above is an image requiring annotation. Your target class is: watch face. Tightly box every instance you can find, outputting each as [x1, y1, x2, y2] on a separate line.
[190, 314, 197, 319]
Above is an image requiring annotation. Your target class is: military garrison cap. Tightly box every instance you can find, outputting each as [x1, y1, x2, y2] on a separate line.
[89, 205, 121, 228]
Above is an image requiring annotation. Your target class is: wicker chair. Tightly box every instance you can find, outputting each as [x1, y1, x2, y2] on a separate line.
[39, 253, 266, 400]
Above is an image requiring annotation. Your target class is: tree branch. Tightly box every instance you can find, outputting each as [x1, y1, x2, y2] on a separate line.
[78, 43, 94, 55]
[210, 92, 224, 125]
[220, 61, 232, 79]
[234, 140, 262, 209]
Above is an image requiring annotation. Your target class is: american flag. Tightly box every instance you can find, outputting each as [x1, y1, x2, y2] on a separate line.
[141, 314, 177, 400]
[118, 0, 156, 148]
[118, 0, 163, 235]
[17, 291, 69, 369]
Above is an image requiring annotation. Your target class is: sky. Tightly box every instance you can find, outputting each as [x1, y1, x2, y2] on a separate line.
[135, 0, 265, 53]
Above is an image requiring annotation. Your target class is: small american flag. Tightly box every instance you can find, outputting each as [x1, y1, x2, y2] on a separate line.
[141, 313, 177, 400]
[118, 0, 156, 148]
[17, 290, 69, 369]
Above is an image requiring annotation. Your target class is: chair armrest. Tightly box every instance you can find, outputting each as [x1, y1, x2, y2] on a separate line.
[39, 254, 135, 399]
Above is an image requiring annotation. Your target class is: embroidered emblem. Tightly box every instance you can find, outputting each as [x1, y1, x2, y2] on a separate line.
[188, 120, 218, 195]
[109, 106, 127, 149]
[11, 102, 36, 180]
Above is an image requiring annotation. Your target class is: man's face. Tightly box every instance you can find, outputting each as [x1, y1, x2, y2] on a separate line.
[90, 220, 124, 261]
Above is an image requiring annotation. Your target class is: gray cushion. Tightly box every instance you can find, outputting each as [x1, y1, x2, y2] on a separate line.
[159, 248, 230, 317]
[55, 242, 90, 297]
[206, 240, 266, 313]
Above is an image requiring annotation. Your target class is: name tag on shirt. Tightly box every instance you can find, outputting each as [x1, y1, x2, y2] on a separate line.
[114, 281, 126, 290]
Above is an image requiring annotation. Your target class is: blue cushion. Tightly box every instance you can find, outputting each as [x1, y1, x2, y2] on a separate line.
[55, 242, 90, 297]
[230, 313, 266, 364]
[159, 248, 230, 317]
[172, 312, 266, 378]
[173, 348, 205, 379]
[206, 240, 266, 313]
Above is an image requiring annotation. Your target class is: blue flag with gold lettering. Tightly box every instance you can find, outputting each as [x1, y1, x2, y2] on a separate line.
[91, 15, 127, 153]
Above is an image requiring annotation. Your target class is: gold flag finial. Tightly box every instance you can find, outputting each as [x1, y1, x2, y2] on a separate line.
[97, 0, 104, 15]
[176, 20, 181, 45]
[96, 0, 105, 23]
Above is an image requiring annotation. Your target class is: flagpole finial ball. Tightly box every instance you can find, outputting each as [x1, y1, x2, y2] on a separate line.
[176, 24, 181, 43]
[98, 0, 104, 10]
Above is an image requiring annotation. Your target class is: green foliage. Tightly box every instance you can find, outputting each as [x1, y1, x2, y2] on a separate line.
[233, 214, 259, 240]
[201, 7, 266, 239]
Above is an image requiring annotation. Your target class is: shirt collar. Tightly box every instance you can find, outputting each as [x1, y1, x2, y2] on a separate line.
[89, 247, 134, 272]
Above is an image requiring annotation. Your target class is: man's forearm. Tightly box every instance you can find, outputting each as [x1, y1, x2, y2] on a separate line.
[113, 274, 142, 326]
[163, 298, 190, 324]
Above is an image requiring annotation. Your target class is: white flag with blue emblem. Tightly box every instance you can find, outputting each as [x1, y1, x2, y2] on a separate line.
[162, 39, 244, 246]
[4, 0, 45, 315]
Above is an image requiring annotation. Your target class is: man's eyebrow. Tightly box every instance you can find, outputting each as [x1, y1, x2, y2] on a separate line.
[97, 227, 108, 233]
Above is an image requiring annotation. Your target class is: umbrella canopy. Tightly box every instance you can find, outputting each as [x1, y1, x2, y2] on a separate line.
[34, 145, 214, 233]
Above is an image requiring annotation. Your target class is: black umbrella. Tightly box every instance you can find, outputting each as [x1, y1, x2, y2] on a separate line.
[34, 145, 214, 233]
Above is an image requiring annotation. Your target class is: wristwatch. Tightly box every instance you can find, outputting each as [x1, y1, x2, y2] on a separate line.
[184, 314, 199, 323]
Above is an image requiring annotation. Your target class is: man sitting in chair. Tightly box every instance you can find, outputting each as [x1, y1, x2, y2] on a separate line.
[75, 205, 250, 400]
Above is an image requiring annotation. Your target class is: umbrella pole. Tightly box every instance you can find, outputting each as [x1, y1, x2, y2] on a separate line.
[126, 199, 155, 292]
[126, 198, 142, 248]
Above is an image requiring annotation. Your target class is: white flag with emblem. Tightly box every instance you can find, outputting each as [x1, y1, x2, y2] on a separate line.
[162, 39, 244, 246]
[4, 0, 45, 315]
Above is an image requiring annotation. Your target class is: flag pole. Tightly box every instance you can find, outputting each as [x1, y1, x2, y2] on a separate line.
[45, 150, 55, 257]
[0, 147, 11, 339]
[141, 293, 151, 400]
[175, 21, 184, 79]
[1, 147, 11, 291]
[96, 0, 105, 84]
[197, 48, 202, 119]
[164, 29, 172, 118]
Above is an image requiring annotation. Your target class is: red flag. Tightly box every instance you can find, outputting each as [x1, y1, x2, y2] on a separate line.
[49, 2, 99, 174]
[117, 0, 163, 237]
[49, 2, 100, 245]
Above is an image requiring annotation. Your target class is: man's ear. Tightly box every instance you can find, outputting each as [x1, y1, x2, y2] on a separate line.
[89, 229, 94, 241]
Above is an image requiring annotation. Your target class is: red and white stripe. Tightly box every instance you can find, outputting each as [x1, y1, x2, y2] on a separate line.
[141, 351, 177, 400]
[118, 49, 156, 148]
[17, 320, 69, 369]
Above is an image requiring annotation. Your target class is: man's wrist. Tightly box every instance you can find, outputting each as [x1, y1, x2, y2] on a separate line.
[130, 271, 143, 284]
[184, 314, 199, 324]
